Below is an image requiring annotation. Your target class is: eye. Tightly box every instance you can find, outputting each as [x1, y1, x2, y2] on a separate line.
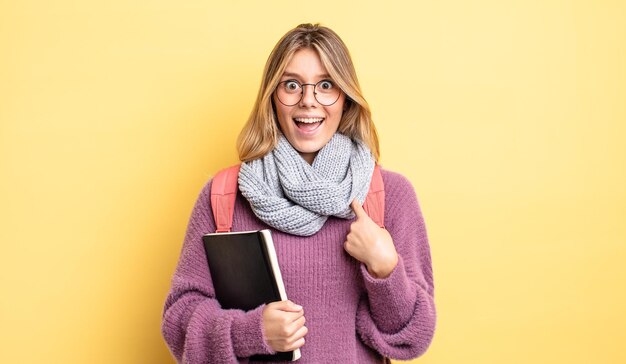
[318, 80, 334, 90]
[284, 80, 300, 91]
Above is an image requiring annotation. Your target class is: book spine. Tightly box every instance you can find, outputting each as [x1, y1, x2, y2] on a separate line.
[260, 230, 288, 301]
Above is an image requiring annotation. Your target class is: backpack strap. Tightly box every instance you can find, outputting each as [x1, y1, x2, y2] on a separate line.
[210, 163, 385, 233]
[210, 164, 241, 233]
[363, 164, 385, 228]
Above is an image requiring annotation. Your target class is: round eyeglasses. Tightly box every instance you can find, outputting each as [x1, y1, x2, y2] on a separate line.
[275, 79, 341, 106]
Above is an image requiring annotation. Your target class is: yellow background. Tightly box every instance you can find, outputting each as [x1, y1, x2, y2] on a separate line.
[1, 1, 624, 363]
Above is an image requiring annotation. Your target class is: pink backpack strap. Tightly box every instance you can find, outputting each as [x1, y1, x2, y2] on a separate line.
[210, 164, 241, 233]
[363, 164, 385, 228]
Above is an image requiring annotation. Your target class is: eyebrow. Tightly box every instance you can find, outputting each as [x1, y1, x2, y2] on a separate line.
[281, 72, 331, 80]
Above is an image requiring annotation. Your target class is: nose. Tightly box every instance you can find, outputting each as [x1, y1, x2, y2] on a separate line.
[299, 84, 317, 107]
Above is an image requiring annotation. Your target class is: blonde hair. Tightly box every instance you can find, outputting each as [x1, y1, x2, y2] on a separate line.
[236, 23, 380, 162]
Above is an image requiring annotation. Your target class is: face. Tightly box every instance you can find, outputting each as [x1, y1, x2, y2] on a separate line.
[273, 48, 345, 164]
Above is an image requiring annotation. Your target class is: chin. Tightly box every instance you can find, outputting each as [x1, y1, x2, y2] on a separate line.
[294, 141, 324, 154]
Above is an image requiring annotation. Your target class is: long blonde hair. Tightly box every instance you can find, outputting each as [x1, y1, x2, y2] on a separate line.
[236, 23, 380, 162]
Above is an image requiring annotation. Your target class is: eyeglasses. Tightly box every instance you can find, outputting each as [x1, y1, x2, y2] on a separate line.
[275, 79, 341, 106]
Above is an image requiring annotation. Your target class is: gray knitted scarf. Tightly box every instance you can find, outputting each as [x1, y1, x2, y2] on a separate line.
[238, 132, 375, 236]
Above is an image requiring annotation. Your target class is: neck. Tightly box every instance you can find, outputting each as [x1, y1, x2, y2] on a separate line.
[300, 151, 317, 165]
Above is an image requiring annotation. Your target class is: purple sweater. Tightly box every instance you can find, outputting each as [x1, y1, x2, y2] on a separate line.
[161, 168, 436, 363]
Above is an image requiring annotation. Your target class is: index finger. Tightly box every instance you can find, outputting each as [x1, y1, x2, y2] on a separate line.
[351, 199, 366, 218]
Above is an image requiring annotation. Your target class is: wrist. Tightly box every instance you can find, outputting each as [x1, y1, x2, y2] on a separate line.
[367, 252, 398, 279]
[232, 305, 275, 357]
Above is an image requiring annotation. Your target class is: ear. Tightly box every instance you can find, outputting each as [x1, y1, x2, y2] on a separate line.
[343, 97, 350, 112]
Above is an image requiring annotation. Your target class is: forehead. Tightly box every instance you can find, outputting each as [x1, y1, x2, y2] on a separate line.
[282, 48, 329, 79]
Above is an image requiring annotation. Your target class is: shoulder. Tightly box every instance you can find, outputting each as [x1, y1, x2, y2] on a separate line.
[184, 177, 213, 221]
[378, 166, 418, 202]
[186, 174, 217, 224]
[196, 162, 239, 202]
[378, 166, 425, 225]
[379, 166, 412, 187]
[196, 177, 214, 205]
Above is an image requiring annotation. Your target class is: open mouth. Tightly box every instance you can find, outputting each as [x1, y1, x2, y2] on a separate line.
[293, 117, 325, 132]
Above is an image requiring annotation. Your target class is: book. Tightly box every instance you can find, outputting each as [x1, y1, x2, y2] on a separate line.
[202, 229, 301, 361]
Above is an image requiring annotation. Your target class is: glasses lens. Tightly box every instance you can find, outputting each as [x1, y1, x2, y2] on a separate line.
[276, 81, 301, 106]
[314, 80, 340, 106]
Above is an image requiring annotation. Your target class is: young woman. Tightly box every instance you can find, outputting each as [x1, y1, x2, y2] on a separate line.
[162, 23, 436, 363]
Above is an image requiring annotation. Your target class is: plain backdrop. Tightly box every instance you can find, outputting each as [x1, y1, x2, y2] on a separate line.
[1, 1, 625, 363]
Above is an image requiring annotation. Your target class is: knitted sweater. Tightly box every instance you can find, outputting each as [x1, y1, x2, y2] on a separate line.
[161, 168, 436, 363]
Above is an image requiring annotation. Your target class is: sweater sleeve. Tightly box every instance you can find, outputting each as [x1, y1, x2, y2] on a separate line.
[355, 171, 436, 360]
[161, 180, 276, 363]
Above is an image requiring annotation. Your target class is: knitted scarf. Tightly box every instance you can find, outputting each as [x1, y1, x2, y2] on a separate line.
[238, 133, 375, 236]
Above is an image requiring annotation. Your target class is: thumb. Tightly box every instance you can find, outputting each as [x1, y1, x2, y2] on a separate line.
[351, 199, 367, 219]
[274, 300, 303, 312]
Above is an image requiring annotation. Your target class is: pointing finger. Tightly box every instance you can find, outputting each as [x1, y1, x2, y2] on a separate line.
[351, 199, 366, 218]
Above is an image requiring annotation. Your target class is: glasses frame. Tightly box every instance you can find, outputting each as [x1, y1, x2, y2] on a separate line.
[275, 80, 342, 107]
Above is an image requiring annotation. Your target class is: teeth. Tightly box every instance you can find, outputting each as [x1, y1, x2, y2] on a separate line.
[294, 117, 324, 124]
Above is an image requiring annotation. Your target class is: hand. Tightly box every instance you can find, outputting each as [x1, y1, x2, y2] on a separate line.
[262, 300, 307, 352]
[344, 199, 398, 278]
